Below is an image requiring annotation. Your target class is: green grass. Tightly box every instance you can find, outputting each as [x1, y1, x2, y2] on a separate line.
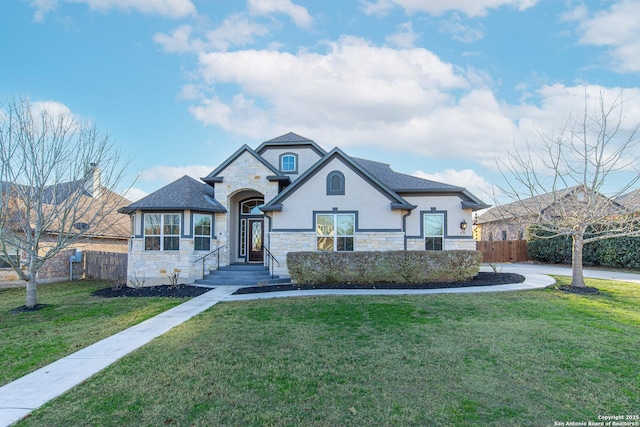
[15, 276, 640, 426]
[0, 280, 185, 386]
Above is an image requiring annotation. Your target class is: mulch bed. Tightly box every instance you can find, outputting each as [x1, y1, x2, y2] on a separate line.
[557, 285, 600, 295]
[91, 284, 212, 298]
[89, 272, 526, 298]
[233, 272, 526, 295]
[9, 304, 52, 314]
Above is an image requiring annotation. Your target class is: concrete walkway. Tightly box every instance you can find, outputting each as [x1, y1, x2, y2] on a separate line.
[1, 263, 638, 426]
[0, 286, 240, 427]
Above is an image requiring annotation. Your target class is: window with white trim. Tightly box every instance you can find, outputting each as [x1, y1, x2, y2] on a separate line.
[193, 214, 212, 251]
[316, 213, 355, 251]
[424, 213, 444, 251]
[144, 213, 180, 251]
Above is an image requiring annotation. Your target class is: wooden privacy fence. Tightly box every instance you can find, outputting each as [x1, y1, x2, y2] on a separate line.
[476, 240, 531, 263]
[84, 251, 127, 282]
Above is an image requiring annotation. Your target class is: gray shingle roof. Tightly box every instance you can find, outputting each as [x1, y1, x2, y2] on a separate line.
[264, 132, 314, 143]
[353, 158, 463, 192]
[616, 188, 640, 211]
[353, 158, 488, 209]
[119, 175, 226, 214]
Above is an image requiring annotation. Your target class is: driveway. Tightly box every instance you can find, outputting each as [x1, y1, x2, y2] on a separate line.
[491, 263, 640, 284]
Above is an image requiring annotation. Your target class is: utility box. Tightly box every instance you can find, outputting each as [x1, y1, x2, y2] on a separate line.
[70, 250, 83, 263]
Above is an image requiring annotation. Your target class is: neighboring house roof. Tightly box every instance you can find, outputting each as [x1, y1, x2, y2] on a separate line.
[616, 188, 640, 212]
[477, 187, 583, 224]
[70, 188, 131, 239]
[119, 175, 226, 214]
[261, 147, 417, 212]
[1, 179, 131, 240]
[476, 185, 625, 225]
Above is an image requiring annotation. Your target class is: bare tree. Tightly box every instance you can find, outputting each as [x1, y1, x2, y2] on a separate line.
[496, 87, 640, 289]
[0, 96, 129, 308]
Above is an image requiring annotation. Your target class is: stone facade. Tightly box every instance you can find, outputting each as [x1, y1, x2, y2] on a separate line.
[405, 237, 476, 251]
[213, 151, 280, 266]
[126, 238, 223, 287]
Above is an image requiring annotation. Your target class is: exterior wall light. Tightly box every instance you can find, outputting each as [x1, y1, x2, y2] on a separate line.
[460, 219, 468, 232]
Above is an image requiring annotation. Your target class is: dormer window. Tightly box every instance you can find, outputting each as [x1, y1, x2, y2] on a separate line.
[280, 153, 298, 173]
[327, 171, 345, 195]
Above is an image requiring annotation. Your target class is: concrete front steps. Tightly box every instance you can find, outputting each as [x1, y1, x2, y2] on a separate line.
[194, 263, 290, 287]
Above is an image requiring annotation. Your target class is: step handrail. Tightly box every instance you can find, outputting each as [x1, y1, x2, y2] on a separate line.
[193, 245, 226, 279]
[262, 246, 279, 279]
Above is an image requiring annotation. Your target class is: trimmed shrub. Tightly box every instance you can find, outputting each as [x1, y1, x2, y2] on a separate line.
[526, 225, 640, 269]
[526, 232, 572, 264]
[595, 236, 640, 268]
[286, 250, 482, 286]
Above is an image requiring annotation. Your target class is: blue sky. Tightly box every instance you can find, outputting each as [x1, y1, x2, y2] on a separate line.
[2, 0, 639, 202]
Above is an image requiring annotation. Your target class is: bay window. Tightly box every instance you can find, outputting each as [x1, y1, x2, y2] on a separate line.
[144, 213, 180, 251]
[193, 214, 212, 251]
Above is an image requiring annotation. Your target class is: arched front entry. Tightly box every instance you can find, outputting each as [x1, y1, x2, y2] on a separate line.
[238, 197, 264, 263]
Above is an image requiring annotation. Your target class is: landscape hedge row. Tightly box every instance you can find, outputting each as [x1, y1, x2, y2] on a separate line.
[286, 250, 482, 285]
[527, 227, 640, 269]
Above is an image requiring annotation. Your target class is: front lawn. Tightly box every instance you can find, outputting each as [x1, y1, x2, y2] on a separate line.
[0, 280, 185, 386]
[16, 277, 640, 426]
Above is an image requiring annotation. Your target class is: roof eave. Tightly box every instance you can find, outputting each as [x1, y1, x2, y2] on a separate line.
[391, 202, 417, 210]
[118, 205, 227, 214]
[260, 203, 283, 212]
[462, 201, 491, 211]
[202, 177, 223, 184]
[267, 175, 291, 183]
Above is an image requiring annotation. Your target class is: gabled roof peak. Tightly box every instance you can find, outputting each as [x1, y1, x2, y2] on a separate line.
[265, 132, 313, 143]
[256, 132, 327, 156]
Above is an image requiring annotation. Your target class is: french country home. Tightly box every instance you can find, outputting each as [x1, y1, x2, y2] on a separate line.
[119, 133, 489, 285]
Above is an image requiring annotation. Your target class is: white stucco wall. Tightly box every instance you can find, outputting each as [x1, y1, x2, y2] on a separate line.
[272, 157, 403, 231]
[403, 195, 473, 238]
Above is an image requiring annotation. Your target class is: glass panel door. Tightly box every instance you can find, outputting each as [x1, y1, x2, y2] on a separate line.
[248, 219, 264, 262]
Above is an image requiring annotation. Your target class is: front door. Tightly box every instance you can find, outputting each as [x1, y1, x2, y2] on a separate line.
[248, 219, 264, 262]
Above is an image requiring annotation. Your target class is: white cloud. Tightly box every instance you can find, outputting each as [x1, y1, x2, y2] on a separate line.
[385, 21, 419, 48]
[413, 169, 495, 200]
[247, 0, 313, 29]
[139, 165, 215, 183]
[187, 36, 640, 172]
[123, 187, 148, 202]
[205, 14, 270, 51]
[188, 37, 525, 161]
[438, 14, 485, 43]
[31, 0, 196, 20]
[568, 0, 640, 73]
[154, 15, 270, 54]
[153, 25, 202, 53]
[30, 100, 74, 119]
[361, 0, 538, 17]
[30, 0, 57, 22]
